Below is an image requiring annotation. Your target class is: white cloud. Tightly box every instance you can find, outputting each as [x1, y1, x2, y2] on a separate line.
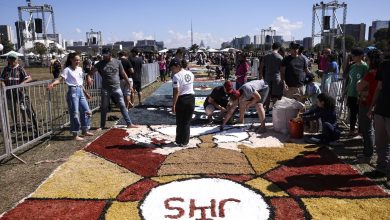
[131, 31, 153, 41]
[270, 16, 304, 41]
[165, 30, 227, 49]
[75, 28, 81, 33]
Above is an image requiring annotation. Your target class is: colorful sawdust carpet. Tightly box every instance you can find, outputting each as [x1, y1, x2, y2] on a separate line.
[1, 125, 390, 220]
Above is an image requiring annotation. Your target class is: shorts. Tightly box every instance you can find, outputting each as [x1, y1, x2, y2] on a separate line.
[257, 87, 270, 104]
[120, 79, 133, 96]
[133, 80, 142, 92]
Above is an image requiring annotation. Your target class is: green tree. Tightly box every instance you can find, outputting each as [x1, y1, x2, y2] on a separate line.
[189, 44, 199, 52]
[0, 35, 14, 53]
[374, 28, 389, 42]
[374, 28, 389, 51]
[243, 44, 255, 52]
[33, 42, 47, 57]
[335, 35, 355, 51]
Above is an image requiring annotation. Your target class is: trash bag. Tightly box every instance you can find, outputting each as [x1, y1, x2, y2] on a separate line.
[273, 97, 305, 134]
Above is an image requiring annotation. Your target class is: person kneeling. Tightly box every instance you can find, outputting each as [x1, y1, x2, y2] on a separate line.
[302, 93, 340, 144]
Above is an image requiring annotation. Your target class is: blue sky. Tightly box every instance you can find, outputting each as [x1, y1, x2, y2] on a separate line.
[0, 0, 389, 48]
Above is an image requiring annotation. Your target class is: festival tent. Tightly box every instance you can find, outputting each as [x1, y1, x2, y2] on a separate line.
[207, 48, 220, 53]
[158, 49, 168, 53]
[0, 51, 24, 57]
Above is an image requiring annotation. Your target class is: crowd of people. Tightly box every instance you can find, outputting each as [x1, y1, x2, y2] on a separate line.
[1, 38, 389, 187]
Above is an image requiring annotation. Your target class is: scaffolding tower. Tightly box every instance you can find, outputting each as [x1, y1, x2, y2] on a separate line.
[17, 0, 57, 65]
[261, 27, 276, 51]
[311, 0, 347, 52]
[86, 29, 102, 46]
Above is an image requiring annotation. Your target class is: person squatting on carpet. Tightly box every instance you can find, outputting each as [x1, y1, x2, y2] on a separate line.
[301, 93, 340, 145]
[47, 52, 94, 141]
[87, 48, 138, 130]
[221, 79, 269, 133]
[170, 58, 195, 146]
[203, 80, 239, 123]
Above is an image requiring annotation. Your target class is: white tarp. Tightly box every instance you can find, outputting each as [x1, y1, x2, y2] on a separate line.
[272, 97, 305, 134]
[0, 51, 24, 57]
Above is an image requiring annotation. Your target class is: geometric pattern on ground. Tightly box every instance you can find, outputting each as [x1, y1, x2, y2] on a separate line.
[1, 126, 390, 219]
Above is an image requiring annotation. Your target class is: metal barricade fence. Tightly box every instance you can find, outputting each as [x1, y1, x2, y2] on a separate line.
[141, 63, 159, 88]
[0, 64, 158, 162]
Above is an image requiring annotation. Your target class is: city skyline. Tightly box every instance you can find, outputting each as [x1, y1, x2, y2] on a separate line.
[0, 0, 389, 48]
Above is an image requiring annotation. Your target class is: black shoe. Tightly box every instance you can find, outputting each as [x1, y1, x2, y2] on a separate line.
[220, 125, 224, 131]
[364, 170, 387, 179]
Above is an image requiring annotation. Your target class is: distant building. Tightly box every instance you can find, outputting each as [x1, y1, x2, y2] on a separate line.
[231, 35, 251, 50]
[295, 40, 303, 45]
[156, 41, 164, 51]
[135, 39, 164, 52]
[114, 41, 134, 51]
[303, 37, 313, 50]
[200, 40, 205, 48]
[273, 36, 283, 44]
[221, 41, 232, 49]
[369, 20, 390, 41]
[46, 33, 62, 44]
[340, 23, 366, 42]
[0, 25, 13, 42]
[73, 41, 84, 46]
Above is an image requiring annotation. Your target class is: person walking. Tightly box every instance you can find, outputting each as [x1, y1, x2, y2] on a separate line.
[170, 58, 195, 146]
[118, 51, 135, 109]
[47, 52, 93, 141]
[158, 55, 167, 82]
[129, 48, 144, 105]
[260, 42, 283, 111]
[87, 48, 137, 130]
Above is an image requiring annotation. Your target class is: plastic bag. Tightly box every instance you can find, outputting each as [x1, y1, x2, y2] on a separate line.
[273, 97, 304, 134]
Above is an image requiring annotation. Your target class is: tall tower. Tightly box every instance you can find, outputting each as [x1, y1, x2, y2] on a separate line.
[191, 20, 193, 47]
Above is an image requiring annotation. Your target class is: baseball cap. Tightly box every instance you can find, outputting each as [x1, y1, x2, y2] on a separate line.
[7, 53, 18, 60]
[230, 89, 241, 98]
[223, 81, 233, 93]
[168, 58, 181, 68]
[102, 48, 111, 56]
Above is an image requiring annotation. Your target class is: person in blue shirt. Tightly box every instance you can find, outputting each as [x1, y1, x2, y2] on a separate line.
[302, 93, 340, 144]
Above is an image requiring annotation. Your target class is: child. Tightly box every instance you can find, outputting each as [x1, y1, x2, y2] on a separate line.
[302, 93, 340, 144]
[304, 73, 321, 132]
[305, 73, 321, 106]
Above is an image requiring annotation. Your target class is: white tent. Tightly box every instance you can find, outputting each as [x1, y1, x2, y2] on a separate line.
[0, 50, 24, 57]
[207, 48, 219, 53]
[158, 49, 168, 53]
[27, 52, 36, 57]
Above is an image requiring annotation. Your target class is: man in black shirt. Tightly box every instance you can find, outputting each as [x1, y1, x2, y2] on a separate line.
[129, 48, 144, 105]
[118, 51, 135, 108]
[370, 40, 390, 187]
[281, 43, 311, 100]
[204, 81, 235, 122]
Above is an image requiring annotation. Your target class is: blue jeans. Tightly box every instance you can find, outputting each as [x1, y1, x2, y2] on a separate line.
[66, 86, 91, 135]
[100, 88, 132, 128]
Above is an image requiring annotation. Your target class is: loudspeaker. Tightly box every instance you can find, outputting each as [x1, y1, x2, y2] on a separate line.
[323, 16, 331, 30]
[35, 18, 42, 33]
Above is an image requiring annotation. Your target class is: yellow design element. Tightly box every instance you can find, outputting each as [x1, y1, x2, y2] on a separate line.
[303, 198, 390, 220]
[32, 151, 142, 199]
[151, 175, 199, 183]
[106, 202, 140, 220]
[245, 177, 288, 197]
[241, 143, 317, 175]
